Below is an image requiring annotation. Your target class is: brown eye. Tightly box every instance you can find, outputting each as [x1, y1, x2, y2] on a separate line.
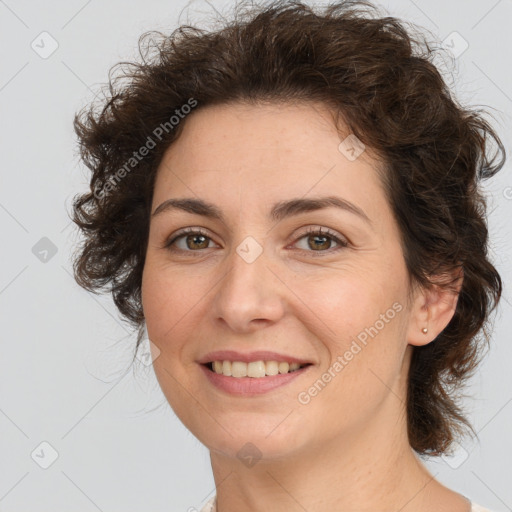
[294, 227, 348, 255]
[164, 228, 217, 253]
[183, 233, 210, 250]
[306, 234, 331, 251]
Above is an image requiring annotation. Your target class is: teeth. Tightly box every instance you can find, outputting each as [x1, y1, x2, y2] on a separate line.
[222, 360, 232, 376]
[210, 360, 305, 378]
[232, 361, 247, 377]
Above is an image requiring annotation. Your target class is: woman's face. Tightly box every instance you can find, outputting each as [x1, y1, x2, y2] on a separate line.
[141, 101, 421, 460]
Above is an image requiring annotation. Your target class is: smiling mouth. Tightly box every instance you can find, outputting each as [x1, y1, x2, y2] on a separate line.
[204, 360, 312, 378]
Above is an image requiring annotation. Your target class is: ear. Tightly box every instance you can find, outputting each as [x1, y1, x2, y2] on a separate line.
[406, 267, 464, 347]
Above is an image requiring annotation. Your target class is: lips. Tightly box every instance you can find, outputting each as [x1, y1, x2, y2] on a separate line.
[199, 361, 312, 395]
[197, 350, 313, 365]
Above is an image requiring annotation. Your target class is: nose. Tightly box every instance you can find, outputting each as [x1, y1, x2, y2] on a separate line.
[211, 240, 286, 333]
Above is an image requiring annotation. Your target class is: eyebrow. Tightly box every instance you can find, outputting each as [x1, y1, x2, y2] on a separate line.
[152, 195, 372, 226]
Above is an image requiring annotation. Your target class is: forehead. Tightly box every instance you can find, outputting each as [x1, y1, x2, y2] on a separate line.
[153, 101, 387, 218]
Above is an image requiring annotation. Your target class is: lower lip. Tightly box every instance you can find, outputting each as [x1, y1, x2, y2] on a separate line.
[199, 363, 312, 396]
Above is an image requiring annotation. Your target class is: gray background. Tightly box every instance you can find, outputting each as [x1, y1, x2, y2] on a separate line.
[1, 0, 511, 511]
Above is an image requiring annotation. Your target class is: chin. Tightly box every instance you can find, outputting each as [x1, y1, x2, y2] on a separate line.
[199, 418, 311, 462]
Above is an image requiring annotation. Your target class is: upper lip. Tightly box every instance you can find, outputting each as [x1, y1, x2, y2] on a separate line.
[197, 350, 313, 365]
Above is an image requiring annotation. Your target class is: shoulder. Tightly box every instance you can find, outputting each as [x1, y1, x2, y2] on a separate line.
[199, 495, 216, 512]
[199, 496, 493, 512]
[471, 502, 495, 512]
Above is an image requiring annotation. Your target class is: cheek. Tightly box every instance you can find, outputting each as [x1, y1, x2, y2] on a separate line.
[141, 260, 201, 336]
[140, 262, 189, 362]
[291, 266, 403, 346]
[140, 263, 203, 424]
[291, 269, 407, 404]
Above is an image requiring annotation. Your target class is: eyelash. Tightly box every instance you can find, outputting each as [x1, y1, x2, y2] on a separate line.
[162, 226, 348, 257]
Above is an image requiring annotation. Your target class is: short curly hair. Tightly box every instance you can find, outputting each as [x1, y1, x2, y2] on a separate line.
[70, 0, 505, 456]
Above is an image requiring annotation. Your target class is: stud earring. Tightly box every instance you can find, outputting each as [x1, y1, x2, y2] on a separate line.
[422, 327, 428, 334]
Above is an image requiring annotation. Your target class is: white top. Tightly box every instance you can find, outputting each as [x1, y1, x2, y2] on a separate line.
[199, 495, 494, 511]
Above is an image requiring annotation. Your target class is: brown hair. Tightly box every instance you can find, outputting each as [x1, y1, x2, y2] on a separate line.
[70, 0, 505, 456]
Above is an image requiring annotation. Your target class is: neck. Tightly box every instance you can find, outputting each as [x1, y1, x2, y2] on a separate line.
[208, 389, 468, 512]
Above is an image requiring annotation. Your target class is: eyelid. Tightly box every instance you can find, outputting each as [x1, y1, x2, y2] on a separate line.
[292, 226, 347, 245]
[164, 226, 217, 248]
[289, 226, 349, 255]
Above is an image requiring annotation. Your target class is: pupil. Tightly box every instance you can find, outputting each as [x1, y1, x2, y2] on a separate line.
[188, 234, 208, 249]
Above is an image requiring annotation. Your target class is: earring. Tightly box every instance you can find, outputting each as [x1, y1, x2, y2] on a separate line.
[422, 327, 428, 334]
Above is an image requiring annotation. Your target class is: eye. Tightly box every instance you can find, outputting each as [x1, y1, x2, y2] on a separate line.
[292, 226, 348, 256]
[163, 227, 218, 254]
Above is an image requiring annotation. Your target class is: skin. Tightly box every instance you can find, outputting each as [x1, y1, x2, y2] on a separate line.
[141, 101, 468, 512]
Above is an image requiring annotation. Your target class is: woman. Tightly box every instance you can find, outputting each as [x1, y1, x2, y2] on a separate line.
[70, 1, 506, 510]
